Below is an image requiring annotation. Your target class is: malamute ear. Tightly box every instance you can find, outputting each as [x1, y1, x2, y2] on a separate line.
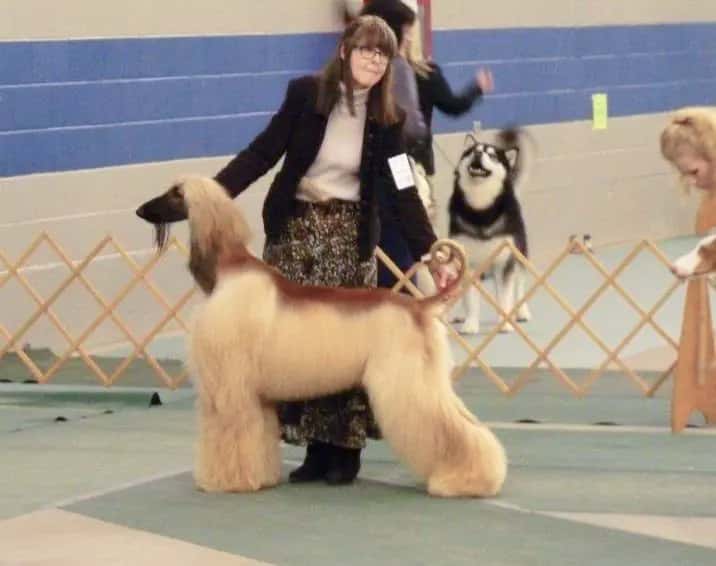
[463, 133, 478, 149]
[505, 148, 519, 168]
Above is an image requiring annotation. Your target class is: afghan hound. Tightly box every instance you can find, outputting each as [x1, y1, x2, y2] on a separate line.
[136, 176, 507, 498]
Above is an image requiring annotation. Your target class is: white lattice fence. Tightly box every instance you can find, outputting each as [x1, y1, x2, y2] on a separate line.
[1, 233, 685, 394]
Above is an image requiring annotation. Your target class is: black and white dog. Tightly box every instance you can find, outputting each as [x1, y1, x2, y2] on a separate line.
[449, 129, 532, 334]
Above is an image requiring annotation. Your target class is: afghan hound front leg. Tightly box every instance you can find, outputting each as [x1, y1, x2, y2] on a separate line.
[195, 394, 267, 493]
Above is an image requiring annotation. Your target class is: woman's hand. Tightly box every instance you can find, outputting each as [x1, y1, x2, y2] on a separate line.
[476, 68, 494, 93]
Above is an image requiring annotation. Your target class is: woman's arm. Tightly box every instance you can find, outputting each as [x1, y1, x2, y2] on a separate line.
[214, 77, 306, 197]
[427, 63, 483, 116]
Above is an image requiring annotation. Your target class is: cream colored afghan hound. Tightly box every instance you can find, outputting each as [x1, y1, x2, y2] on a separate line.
[136, 176, 507, 498]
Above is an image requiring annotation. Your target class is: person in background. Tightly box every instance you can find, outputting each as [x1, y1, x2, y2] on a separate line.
[359, 0, 430, 288]
[661, 107, 716, 234]
[405, 13, 494, 221]
[361, 0, 427, 143]
[361, 0, 494, 288]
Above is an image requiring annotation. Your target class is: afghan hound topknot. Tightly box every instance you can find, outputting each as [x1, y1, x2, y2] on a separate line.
[136, 176, 507, 497]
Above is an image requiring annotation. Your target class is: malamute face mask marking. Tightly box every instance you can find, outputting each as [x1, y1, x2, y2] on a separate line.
[459, 135, 516, 183]
[467, 143, 501, 178]
[456, 134, 518, 211]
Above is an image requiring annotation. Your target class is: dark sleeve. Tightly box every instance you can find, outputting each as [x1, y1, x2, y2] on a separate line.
[214, 77, 306, 198]
[428, 63, 482, 117]
[391, 56, 428, 143]
[380, 122, 437, 259]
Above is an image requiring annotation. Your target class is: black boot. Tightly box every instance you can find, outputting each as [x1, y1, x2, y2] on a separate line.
[325, 445, 361, 485]
[289, 442, 330, 483]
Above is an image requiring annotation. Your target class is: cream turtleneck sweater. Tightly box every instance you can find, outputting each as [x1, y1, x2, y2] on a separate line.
[297, 85, 368, 203]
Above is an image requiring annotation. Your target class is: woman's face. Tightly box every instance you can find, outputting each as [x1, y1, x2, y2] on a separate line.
[347, 44, 389, 89]
[673, 147, 716, 191]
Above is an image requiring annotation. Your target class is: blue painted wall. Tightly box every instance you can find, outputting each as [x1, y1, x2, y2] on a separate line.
[1, 23, 715, 177]
[433, 23, 716, 132]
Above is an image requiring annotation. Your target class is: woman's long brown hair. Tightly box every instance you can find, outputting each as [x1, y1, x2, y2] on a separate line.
[317, 15, 400, 126]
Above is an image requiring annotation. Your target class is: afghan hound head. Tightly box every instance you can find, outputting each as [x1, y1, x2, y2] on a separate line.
[136, 176, 251, 294]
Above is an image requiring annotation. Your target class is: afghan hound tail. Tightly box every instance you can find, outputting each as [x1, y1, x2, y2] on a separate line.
[418, 239, 468, 317]
[496, 127, 536, 197]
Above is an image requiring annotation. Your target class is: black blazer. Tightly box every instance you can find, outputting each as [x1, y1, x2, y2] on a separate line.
[215, 75, 436, 261]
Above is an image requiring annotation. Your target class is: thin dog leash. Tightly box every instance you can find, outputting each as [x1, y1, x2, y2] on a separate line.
[432, 137, 460, 171]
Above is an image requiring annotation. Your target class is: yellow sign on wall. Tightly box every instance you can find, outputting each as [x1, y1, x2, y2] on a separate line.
[592, 93, 608, 130]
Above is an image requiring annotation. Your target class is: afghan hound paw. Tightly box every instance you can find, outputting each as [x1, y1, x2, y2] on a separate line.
[427, 473, 503, 498]
[427, 475, 471, 498]
[194, 473, 262, 493]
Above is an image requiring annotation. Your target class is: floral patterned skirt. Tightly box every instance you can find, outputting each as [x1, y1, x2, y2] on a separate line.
[263, 200, 379, 449]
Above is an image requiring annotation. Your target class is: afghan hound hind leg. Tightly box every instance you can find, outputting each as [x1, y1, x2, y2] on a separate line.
[426, 424, 507, 498]
[195, 397, 268, 493]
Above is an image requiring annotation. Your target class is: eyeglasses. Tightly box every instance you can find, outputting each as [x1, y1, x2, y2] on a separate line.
[356, 46, 389, 64]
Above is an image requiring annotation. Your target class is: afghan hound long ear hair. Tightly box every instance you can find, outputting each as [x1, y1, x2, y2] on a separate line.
[136, 176, 251, 294]
[182, 177, 251, 293]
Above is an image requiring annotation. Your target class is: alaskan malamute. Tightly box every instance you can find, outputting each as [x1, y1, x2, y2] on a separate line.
[449, 129, 532, 334]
